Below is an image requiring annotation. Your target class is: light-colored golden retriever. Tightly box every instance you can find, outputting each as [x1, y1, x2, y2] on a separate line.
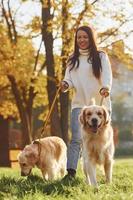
[17, 136, 67, 180]
[79, 105, 114, 187]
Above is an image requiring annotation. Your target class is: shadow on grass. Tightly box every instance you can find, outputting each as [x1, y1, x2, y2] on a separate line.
[0, 174, 83, 198]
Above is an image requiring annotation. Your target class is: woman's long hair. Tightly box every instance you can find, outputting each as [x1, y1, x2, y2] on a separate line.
[68, 26, 103, 79]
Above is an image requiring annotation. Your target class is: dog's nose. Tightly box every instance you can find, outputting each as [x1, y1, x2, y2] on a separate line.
[91, 118, 98, 125]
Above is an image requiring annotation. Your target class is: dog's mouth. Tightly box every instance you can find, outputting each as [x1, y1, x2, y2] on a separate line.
[86, 122, 101, 133]
[21, 169, 32, 176]
[91, 125, 98, 133]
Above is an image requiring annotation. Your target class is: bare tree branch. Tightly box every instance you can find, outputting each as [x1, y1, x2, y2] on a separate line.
[38, 60, 46, 73]
[72, 0, 91, 30]
[91, 0, 99, 5]
[103, 29, 133, 49]
[99, 18, 131, 45]
[1, 0, 17, 44]
[1, 0, 13, 42]
[7, 0, 17, 43]
[71, 0, 98, 30]
[33, 39, 43, 72]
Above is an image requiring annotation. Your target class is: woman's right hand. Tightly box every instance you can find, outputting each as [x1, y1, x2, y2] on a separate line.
[99, 87, 109, 97]
[60, 81, 69, 92]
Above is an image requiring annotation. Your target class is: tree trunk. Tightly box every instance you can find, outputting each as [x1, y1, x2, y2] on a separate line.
[7, 75, 32, 147]
[0, 116, 11, 167]
[20, 114, 32, 147]
[60, 92, 69, 144]
[60, 0, 70, 144]
[41, 0, 62, 137]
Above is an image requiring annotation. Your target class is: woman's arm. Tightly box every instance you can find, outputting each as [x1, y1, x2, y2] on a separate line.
[61, 66, 74, 92]
[100, 52, 112, 93]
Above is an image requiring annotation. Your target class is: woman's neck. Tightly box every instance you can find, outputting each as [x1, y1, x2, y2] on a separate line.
[79, 48, 89, 56]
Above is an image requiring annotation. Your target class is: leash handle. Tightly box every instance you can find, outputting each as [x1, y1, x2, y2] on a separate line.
[99, 87, 110, 106]
[100, 96, 104, 106]
[40, 86, 61, 138]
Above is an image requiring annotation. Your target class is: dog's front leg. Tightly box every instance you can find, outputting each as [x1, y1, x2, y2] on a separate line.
[83, 160, 91, 185]
[42, 169, 48, 181]
[47, 166, 57, 180]
[104, 158, 113, 183]
[86, 159, 98, 187]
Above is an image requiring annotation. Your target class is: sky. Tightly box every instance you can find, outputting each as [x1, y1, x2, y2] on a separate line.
[6, 0, 133, 55]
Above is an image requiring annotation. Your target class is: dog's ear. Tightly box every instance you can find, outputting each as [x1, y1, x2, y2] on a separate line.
[17, 151, 22, 161]
[79, 107, 87, 125]
[25, 151, 38, 163]
[24, 145, 38, 162]
[102, 106, 111, 125]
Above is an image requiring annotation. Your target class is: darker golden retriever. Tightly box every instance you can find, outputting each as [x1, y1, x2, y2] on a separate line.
[17, 136, 67, 180]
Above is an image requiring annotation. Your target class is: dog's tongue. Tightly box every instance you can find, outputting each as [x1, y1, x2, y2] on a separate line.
[92, 126, 98, 133]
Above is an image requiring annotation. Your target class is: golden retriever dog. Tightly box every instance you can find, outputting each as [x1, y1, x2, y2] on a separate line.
[79, 105, 114, 187]
[17, 136, 67, 180]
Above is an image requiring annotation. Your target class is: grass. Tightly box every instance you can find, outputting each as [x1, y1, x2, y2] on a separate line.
[0, 158, 133, 200]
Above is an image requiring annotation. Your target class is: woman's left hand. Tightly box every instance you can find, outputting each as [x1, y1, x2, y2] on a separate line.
[99, 87, 109, 97]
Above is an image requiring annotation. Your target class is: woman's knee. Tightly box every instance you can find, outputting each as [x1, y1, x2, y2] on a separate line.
[71, 138, 82, 146]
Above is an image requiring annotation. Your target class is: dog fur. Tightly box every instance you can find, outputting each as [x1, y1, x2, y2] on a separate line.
[79, 105, 115, 187]
[17, 136, 67, 180]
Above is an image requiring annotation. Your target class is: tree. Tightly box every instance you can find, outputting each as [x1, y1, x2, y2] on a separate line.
[0, 1, 46, 147]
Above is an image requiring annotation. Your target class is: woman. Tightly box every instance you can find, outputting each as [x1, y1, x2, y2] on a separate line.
[60, 25, 112, 179]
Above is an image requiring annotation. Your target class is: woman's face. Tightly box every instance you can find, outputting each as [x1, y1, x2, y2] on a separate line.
[77, 30, 89, 50]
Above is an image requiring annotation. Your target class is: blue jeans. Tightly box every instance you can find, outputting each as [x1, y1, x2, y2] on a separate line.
[67, 108, 82, 171]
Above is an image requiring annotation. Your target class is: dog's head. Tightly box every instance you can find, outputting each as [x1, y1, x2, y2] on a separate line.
[17, 144, 38, 176]
[79, 105, 110, 134]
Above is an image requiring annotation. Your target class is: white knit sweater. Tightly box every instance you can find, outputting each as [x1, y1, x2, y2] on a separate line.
[63, 50, 112, 111]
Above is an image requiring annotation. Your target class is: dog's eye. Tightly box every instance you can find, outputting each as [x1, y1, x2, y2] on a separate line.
[22, 163, 26, 167]
[87, 112, 91, 116]
[97, 111, 102, 116]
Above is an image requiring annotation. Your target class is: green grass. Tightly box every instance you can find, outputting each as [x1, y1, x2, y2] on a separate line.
[0, 158, 133, 200]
